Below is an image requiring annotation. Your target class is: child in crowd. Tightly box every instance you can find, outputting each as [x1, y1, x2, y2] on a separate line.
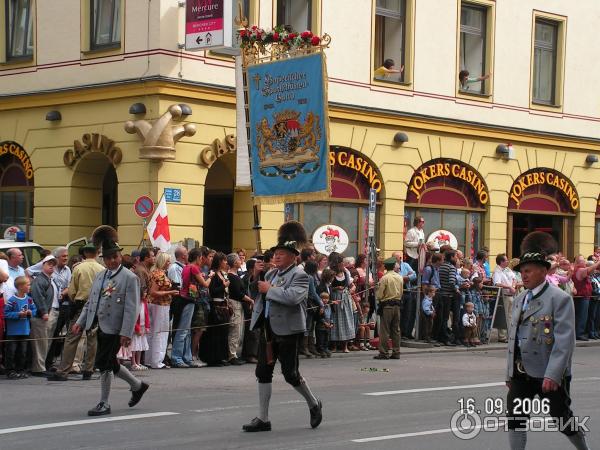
[130, 295, 151, 370]
[421, 285, 436, 343]
[316, 291, 333, 358]
[316, 269, 335, 358]
[470, 277, 487, 344]
[462, 302, 478, 347]
[356, 304, 375, 350]
[4, 276, 35, 379]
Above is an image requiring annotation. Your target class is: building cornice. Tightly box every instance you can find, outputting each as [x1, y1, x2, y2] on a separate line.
[1, 77, 599, 151]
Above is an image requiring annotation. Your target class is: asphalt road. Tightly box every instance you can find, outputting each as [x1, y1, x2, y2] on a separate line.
[1, 346, 598, 450]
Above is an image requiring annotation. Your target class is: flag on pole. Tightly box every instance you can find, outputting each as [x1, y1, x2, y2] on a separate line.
[146, 195, 171, 252]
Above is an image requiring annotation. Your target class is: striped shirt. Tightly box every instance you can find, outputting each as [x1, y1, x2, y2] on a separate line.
[439, 262, 458, 296]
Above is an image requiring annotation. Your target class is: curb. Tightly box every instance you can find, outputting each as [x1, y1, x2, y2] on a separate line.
[323, 339, 600, 359]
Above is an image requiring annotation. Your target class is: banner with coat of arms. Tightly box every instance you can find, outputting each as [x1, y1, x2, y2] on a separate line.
[247, 52, 331, 204]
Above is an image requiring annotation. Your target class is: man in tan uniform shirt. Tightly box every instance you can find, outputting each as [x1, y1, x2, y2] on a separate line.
[374, 257, 404, 360]
[48, 243, 105, 381]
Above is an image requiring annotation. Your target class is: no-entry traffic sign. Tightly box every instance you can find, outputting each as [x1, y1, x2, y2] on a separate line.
[134, 196, 155, 218]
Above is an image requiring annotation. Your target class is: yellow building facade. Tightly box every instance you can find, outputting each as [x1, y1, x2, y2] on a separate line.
[1, 0, 600, 264]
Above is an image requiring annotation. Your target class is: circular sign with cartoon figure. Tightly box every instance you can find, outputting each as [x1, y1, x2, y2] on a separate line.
[312, 225, 349, 255]
[427, 229, 459, 251]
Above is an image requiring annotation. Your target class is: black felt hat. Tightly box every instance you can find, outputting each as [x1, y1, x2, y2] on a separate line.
[101, 239, 123, 257]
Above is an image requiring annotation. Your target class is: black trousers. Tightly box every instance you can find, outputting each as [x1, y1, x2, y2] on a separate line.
[95, 328, 121, 374]
[255, 321, 303, 386]
[5, 335, 27, 371]
[434, 294, 452, 342]
[451, 294, 463, 341]
[315, 327, 330, 352]
[401, 290, 416, 338]
[507, 370, 577, 436]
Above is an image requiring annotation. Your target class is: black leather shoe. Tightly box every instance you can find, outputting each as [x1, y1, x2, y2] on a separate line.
[310, 399, 323, 429]
[47, 373, 69, 381]
[229, 358, 246, 366]
[82, 371, 93, 380]
[242, 417, 272, 432]
[128, 382, 149, 407]
[29, 371, 48, 377]
[88, 402, 111, 416]
[373, 353, 389, 360]
[390, 353, 400, 359]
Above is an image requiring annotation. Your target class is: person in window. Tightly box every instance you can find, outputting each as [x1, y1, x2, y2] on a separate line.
[458, 69, 490, 91]
[374, 58, 404, 80]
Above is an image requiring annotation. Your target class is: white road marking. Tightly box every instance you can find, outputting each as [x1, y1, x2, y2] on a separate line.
[352, 426, 468, 442]
[0, 412, 179, 435]
[363, 376, 600, 397]
[363, 381, 505, 396]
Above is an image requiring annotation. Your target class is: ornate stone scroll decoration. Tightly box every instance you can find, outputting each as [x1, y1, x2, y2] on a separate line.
[199, 134, 237, 168]
[63, 133, 123, 168]
[124, 104, 197, 161]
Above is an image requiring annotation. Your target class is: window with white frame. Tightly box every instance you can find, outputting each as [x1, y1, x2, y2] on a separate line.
[459, 3, 487, 94]
[6, 0, 33, 60]
[532, 19, 558, 105]
[90, 0, 121, 50]
[277, 0, 311, 32]
[374, 0, 406, 83]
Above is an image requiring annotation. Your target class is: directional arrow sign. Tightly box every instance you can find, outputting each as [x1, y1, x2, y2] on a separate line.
[196, 36, 203, 45]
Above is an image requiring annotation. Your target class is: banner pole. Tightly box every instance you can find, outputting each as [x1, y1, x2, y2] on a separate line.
[240, 56, 262, 253]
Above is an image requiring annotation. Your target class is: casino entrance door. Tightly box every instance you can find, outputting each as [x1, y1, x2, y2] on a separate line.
[507, 168, 578, 259]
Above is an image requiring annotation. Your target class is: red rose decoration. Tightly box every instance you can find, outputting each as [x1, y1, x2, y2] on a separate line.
[289, 33, 297, 39]
[273, 32, 280, 40]
[301, 31, 313, 39]
[311, 36, 321, 46]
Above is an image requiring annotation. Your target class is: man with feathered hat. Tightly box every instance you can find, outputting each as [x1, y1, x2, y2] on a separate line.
[72, 233, 150, 416]
[506, 232, 590, 450]
[243, 221, 323, 432]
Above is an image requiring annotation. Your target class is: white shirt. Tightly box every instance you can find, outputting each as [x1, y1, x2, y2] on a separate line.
[0, 258, 11, 297]
[493, 266, 516, 295]
[167, 261, 185, 285]
[404, 226, 425, 259]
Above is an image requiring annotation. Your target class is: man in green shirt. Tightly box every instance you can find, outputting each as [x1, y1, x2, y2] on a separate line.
[48, 243, 105, 381]
[374, 257, 404, 360]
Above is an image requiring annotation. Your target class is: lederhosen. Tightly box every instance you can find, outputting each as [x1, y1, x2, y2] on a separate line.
[507, 283, 576, 435]
[255, 266, 303, 387]
[93, 267, 123, 374]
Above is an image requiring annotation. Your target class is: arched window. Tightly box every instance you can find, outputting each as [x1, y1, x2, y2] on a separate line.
[0, 142, 34, 239]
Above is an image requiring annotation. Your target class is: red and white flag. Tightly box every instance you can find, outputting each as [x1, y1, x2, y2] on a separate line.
[146, 195, 171, 252]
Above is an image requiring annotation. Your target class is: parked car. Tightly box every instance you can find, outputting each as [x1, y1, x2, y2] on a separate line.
[0, 240, 45, 267]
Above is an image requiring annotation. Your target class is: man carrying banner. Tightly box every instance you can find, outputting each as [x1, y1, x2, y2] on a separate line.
[243, 222, 323, 432]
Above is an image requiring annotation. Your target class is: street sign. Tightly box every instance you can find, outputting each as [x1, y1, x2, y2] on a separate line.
[185, 0, 225, 51]
[368, 188, 376, 237]
[164, 188, 182, 203]
[134, 196, 155, 218]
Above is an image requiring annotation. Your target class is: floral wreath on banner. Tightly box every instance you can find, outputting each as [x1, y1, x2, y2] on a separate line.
[238, 25, 331, 66]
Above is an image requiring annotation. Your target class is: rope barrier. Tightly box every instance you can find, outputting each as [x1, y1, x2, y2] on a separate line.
[1, 283, 597, 343]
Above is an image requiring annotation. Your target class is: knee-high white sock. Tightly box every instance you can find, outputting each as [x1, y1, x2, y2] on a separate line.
[508, 429, 527, 450]
[100, 371, 112, 404]
[115, 364, 142, 391]
[293, 377, 318, 408]
[258, 382, 271, 422]
[567, 431, 591, 450]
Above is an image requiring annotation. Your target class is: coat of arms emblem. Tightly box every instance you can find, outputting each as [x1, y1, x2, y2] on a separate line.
[256, 110, 321, 179]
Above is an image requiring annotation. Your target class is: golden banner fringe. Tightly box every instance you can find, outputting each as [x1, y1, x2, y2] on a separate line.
[253, 189, 332, 205]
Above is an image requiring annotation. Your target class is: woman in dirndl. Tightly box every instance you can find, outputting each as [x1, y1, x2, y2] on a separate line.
[328, 252, 356, 352]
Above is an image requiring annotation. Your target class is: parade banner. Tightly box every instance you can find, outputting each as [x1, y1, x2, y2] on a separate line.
[247, 52, 331, 204]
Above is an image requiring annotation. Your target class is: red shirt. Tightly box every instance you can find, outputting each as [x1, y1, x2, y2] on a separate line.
[180, 264, 201, 300]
